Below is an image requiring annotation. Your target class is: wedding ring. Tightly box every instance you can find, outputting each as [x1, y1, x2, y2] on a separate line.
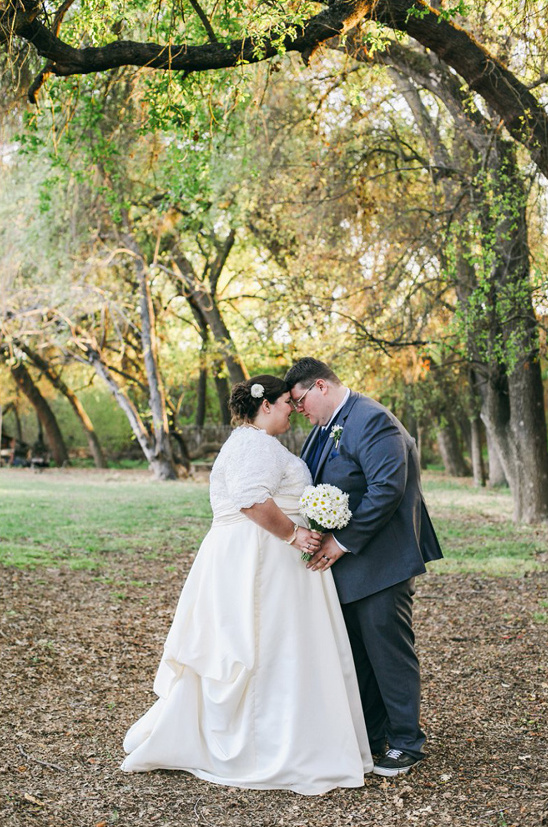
[322, 555, 329, 561]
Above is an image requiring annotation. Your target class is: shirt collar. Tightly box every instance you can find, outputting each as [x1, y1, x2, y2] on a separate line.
[321, 388, 350, 430]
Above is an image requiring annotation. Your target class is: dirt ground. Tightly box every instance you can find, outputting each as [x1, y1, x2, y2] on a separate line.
[1, 553, 547, 826]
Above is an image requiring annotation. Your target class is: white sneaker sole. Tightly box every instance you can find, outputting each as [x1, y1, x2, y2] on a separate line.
[373, 764, 413, 777]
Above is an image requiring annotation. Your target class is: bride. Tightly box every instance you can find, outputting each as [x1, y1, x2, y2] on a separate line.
[121, 375, 373, 795]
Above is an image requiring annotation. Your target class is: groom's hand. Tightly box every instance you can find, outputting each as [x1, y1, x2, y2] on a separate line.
[306, 534, 345, 571]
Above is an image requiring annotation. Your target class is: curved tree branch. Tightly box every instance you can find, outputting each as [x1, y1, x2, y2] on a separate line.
[52, 0, 77, 36]
[27, 0, 76, 102]
[187, 0, 218, 43]
[373, 1, 548, 177]
[5, 0, 548, 176]
[12, 0, 371, 77]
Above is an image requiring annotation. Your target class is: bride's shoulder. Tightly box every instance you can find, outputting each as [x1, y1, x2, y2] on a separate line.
[230, 425, 268, 441]
[223, 426, 293, 459]
[213, 427, 288, 477]
[221, 425, 272, 453]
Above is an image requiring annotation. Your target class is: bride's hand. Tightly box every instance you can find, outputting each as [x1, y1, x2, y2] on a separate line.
[295, 527, 322, 554]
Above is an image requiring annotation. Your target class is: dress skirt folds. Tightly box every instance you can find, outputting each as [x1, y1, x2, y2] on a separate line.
[121, 484, 372, 794]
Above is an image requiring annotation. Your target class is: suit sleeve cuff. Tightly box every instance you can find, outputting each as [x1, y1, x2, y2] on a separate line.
[332, 535, 349, 553]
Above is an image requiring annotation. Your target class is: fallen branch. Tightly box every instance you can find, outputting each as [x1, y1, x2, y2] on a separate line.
[18, 743, 66, 772]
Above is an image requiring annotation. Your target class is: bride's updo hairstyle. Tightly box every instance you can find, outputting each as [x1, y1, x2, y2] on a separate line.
[229, 375, 289, 425]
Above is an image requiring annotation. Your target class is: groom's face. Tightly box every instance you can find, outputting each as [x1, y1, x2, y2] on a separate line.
[291, 380, 334, 427]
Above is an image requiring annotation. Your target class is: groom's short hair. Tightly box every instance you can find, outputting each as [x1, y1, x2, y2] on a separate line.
[285, 358, 342, 389]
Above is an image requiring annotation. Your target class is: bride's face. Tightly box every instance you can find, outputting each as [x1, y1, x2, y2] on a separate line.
[266, 392, 294, 435]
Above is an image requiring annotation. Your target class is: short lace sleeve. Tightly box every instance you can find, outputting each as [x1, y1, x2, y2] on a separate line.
[218, 428, 288, 510]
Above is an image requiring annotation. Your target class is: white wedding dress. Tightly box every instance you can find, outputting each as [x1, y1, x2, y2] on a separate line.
[121, 427, 372, 795]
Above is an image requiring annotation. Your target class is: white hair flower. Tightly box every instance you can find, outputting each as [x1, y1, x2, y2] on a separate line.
[250, 383, 265, 398]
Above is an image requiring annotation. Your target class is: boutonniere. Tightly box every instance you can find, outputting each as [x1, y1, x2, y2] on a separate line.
[329, 424, 343, 449]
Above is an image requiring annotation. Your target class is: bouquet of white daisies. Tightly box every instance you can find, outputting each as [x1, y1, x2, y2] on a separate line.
[299, 483, 352, 561]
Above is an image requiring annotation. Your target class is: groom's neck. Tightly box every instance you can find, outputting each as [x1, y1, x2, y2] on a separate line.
[324, 384, 349, 420]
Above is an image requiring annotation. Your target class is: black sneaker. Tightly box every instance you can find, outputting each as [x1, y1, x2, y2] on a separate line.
[373, 748, 424, 777]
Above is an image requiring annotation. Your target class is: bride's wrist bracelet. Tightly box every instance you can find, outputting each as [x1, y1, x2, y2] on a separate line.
[283, 523, 299, 545]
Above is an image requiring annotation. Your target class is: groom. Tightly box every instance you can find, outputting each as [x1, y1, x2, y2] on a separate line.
[285, 357, 442, 777]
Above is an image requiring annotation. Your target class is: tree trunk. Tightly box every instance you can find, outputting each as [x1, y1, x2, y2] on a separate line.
[0, 402, 23, 445]
[203, 301, 248, 385]
[59, 384, 107, 468]
[10, 361, 69, 466]
[436, 422, 470, 477]
[385, 52, 548, 521]
[187, 298, 234, 425]
[172, 248, 249, 385]
[84, 346, 176, 480]
[186, 298, 210, 427]
[477, 156, 548, 521]
[481, 358, 548, 522]
[184, 287, 234, 426]
[416, 424, 425, 470]
[9, 404, 24, 442]
[169, 430, 192, 474]
[122, 224, 178, 480]
[469, 416, 486, 487]
[485, 429, 507, 488]
[195, 364, 207, 427]
[19, 346, 107, 468]
[213, 364, 231, 425]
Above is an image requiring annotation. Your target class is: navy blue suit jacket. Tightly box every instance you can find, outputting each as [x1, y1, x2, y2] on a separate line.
[301, 391, 443, 603]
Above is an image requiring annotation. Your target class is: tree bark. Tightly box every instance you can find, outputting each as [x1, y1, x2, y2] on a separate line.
[19, 346, 107, 468]
[213, 367, 231, 425]
[436, 422, 470, 477]
[1, 402, 23, 442]
[195, 362, 207, 427]
[378, 46, 548, 521]
[189, 298, 210, 427]
[485, 429, 507, 488]
[416, 424, 425, 470]
[171, 241, 249, 386]
[10, 361, 69, 466]
[476, 157, 548, 521]
[121, 223, 178, 480]
[83, 345, 177, 480]
[185, 287, 235, 424]
[469, 416, 486, 488]
[480, 358, 548, 522]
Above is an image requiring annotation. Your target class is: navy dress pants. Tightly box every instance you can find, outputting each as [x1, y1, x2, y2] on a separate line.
[341, 577, 425, 758]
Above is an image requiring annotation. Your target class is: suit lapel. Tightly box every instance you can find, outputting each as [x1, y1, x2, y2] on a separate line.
[314, 392, 360, 481]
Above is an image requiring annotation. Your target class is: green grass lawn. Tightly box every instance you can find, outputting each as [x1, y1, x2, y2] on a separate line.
[0, 470, 211, 571]
[0, 468, 546, 575]
[422, 472, 547, 574]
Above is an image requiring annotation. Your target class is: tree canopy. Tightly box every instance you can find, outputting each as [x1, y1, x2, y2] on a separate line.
[4, 0, 548, 177]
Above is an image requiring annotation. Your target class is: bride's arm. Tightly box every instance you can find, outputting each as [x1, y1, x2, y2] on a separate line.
[241, 499, 321, 554]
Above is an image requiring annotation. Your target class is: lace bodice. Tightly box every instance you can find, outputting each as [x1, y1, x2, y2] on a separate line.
[209, 426, 312, 514]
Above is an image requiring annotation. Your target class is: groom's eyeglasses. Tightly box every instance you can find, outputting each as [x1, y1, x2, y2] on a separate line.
[291, 381, 317, 411]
